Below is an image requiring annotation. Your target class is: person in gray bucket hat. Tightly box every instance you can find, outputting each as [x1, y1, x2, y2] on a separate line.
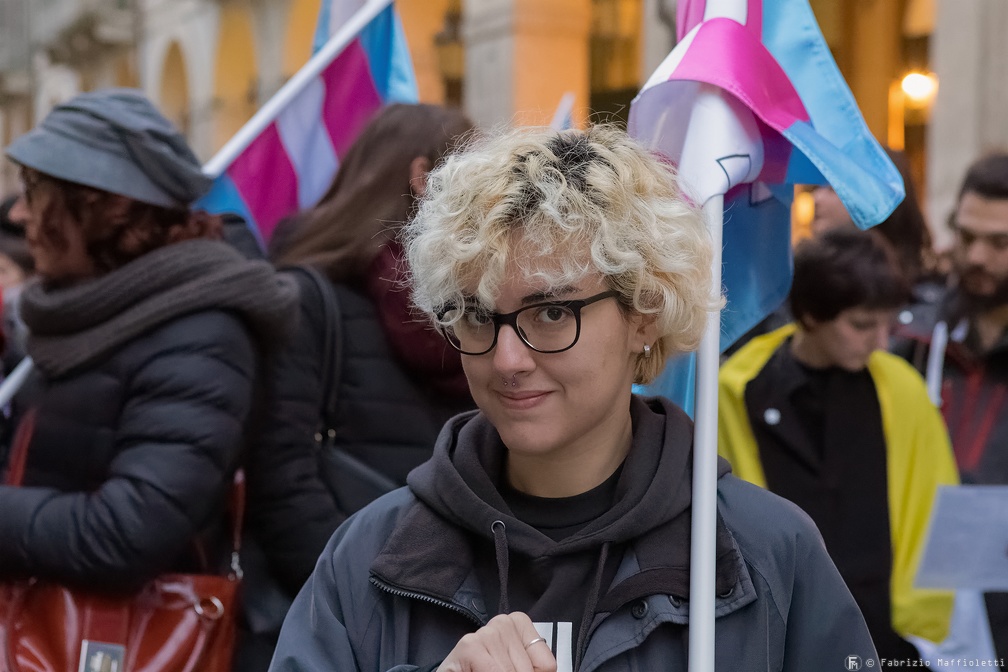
[0, 88, 298, 671]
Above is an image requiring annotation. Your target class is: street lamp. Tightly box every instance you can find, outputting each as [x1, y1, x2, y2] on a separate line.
[901, 71, 938, 108]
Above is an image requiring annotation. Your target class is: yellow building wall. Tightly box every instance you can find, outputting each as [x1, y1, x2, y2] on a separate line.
[160, 42, 190, 136]
[512, 0, 590, 127]
[398, 0, 450, 104]
[283, 0, 322, 79]
[213, 5, 258, 151]
[848, 0, 902, 143]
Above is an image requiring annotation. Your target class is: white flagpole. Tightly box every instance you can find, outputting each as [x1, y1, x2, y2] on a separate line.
[689, 194, 724, 672]
[201, 0, 392, 177]
[0, 357, 35, 408]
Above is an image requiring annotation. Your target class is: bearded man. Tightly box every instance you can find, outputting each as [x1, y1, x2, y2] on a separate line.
[897, 154, 1008, 484]
[894, 153, 1008, 658]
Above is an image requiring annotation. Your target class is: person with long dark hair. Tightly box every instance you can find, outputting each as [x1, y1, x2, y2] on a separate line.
[246, 104, 477, 602]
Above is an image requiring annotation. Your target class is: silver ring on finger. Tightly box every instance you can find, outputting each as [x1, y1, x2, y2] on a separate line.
[524, 637, 546, 650]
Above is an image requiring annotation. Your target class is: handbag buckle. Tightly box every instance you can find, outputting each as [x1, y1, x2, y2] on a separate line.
[229, 550, 244, 581]
[193, 595, 226, 621]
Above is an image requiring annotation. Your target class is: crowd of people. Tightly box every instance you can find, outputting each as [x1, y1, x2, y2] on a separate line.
[0, 86, 1006, 672]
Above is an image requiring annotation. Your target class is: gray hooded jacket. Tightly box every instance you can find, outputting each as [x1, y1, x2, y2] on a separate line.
[270, 396, 877, 672]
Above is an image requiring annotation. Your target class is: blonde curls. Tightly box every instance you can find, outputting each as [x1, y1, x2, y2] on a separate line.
[403, 124, 719, 385]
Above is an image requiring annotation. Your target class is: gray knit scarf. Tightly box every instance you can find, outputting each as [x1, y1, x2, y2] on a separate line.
[20, 239, 299, 378]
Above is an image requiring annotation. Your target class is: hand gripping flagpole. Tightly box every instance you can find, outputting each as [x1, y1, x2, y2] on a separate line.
[201, 0, 393, 177]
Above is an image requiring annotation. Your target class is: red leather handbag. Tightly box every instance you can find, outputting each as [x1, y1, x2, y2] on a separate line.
[0, 411, 243, 672]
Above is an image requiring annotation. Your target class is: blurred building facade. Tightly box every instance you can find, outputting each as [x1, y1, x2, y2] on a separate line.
[0, 0, 999, 249]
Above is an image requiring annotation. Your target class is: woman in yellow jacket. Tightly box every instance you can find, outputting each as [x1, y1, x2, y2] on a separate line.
[719, 230, 957, 664]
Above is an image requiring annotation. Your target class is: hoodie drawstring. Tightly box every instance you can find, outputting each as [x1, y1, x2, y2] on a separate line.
[574, 541, 610, 672]
[491, 520, 510, 615]
[489, 521, 610, 671]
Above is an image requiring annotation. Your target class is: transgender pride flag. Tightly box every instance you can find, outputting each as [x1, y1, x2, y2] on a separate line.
[197, 0, 417, 244]
[630, 0, 903, 413]
[630, 5, 905, 667]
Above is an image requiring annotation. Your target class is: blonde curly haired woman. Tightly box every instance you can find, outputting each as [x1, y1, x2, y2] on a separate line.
[270, 125, 876, 672]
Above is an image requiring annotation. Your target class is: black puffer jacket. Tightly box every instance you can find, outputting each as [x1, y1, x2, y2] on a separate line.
[246, 271, 473, 596]
[0, 242, 296, 592]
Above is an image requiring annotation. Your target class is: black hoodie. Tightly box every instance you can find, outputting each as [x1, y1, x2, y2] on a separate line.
[373, 396, 739, 669]
[272, 393, 879, 672]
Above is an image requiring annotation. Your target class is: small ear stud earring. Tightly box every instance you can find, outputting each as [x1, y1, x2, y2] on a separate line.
[643, 344, 652, 359]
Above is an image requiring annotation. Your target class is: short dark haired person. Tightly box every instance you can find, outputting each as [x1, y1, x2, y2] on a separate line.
[720, 229, 958, 664]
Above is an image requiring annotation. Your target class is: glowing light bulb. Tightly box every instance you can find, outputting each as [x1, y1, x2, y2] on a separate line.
[901, 72, 938, 106]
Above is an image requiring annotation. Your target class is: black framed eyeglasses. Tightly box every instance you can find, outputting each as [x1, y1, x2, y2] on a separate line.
[437, 290, 620, 355]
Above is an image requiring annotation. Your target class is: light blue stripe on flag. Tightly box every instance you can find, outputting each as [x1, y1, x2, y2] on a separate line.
[358, 7, 418, 102]
[195, 173, 263, 249]
[314, 3, 417, 103]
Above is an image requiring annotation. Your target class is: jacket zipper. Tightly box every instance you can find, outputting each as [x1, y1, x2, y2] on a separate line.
[370, 576, 485, 626]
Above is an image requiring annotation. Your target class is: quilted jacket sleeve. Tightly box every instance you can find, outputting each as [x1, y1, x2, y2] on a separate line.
[0, 311, 256, 591]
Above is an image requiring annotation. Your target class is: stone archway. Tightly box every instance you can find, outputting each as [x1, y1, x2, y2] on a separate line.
[212, 4, 258, 151]
[159, 42, 190, 135]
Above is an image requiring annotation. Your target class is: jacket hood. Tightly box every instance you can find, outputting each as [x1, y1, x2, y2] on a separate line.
[407, 395, 732, 558]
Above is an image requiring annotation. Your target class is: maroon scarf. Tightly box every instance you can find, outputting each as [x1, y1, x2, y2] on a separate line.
[365, 241, 471, 399]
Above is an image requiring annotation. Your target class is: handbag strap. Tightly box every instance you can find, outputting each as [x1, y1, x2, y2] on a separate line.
[281, 265, 343, 438]
[4, 408, 36, 487]
[228, 469, 246, 580]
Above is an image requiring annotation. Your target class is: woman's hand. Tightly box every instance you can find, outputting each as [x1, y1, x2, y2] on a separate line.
[438, 613, 557, 672]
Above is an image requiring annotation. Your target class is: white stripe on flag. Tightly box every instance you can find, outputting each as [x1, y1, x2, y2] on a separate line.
[276, 76, 340, 210]
[327, 0, 369, 40]
[703, 0, 748, 24]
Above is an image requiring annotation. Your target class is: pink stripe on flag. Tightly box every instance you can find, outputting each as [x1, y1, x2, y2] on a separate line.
[228, 122, 299, 241]
[670, 19, 809, 130]
[748, 0, 762, 39]
[321, 39, 384, 158]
